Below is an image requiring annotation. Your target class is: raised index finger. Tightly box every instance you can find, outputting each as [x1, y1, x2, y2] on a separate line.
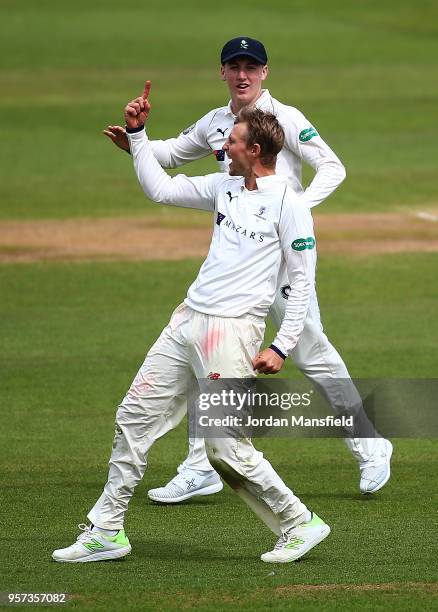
[143, 80, 151, 100]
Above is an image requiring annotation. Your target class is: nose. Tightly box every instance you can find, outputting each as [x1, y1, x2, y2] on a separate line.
[237, 70, 247, 80]
[223, 140, 229, 151]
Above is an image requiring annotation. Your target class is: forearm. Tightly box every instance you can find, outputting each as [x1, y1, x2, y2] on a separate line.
[119, 136, 206, 169]
[273, 197, 316, 356]
[127, 127, 177, 203]
[300, 158, 346, 209]
[150, 139, 179, 169]
[284, 106, 347, 209]
[124, 106, 212, 168]
[150, 138, 210, 169]
[127, 127, 213, 210]
[272, 275, 312, 356]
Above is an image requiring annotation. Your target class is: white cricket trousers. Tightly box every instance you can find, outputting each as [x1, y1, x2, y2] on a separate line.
[182, 290, 383, 473]
[88, 304, 308, 535]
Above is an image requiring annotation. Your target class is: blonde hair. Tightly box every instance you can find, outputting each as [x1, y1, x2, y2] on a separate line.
[236, 107, 284, 166]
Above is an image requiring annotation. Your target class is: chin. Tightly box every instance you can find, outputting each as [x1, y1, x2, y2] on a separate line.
[228, 161, 244, 176]
[228, 167, 238, 176]
[236, 93, 250, 104]
[236, 89, 253, 102]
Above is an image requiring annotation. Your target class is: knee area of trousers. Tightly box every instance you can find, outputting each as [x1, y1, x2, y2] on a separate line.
[204, 440, 218, 462]
[115, 404, 130, 424]
[205, 444, 248, 489]
[205, 439, 230, 464]
[114, 403, 144, 429]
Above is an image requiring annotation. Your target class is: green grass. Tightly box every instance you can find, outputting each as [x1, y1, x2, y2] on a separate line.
[1, 255, 437, 610]
[1, 0, 438, 219]
[1, 1, 437, 607]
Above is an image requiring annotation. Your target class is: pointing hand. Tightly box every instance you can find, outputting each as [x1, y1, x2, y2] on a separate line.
[124, 80, 152, 129]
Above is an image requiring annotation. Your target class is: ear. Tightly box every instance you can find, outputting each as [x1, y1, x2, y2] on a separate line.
[220, 65, 226, 81]
[261, 64, 269, 81]
[252, 143, 262, 158]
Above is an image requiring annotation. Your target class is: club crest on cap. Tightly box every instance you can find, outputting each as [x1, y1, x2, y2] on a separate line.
[220, 37, 268, 65]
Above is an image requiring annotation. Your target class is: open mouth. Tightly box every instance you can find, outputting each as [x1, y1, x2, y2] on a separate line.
[236, 84, 249, 91]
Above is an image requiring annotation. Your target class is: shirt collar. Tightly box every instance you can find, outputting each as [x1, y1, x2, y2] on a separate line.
[255, 174, 287, 190]
[226, 89, 271, 117]
[236, 175, 287, 192]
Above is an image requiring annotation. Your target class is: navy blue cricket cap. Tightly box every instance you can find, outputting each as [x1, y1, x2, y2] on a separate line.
[220, 37, 268, 65]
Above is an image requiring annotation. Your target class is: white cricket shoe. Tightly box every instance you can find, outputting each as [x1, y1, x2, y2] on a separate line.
[147, 468, 223, 503]
[261, 513, 330, 563]
[52, 524, 131, 563]
[360, 439, 393, 494]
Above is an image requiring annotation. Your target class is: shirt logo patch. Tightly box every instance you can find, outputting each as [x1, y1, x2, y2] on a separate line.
[214, 150, 226, 161]
[216, 127, 228, 137]
[299, 127, 318, 142]
[221, 218, 264, 242]
[182, 123, 196, 135]
[83, 539, 105, 552]
[280, 284, 291, 299]
[254, 206, 267, 219]
[226, 191, 238, 202]
[185, 478, 197, 490]
[216, 212, 226, 226]
[292, 237, 316, 251]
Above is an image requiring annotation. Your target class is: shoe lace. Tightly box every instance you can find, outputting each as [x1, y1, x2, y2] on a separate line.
[273, 533, 288, 550]
[76, 523, 92, 543]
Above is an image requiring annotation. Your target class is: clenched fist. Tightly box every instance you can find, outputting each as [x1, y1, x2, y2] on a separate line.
[252, 348, 285, 374]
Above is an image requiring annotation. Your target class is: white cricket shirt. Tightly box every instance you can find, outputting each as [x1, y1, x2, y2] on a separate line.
[149, 89, 346, 208]
[127, 129, 316, 355]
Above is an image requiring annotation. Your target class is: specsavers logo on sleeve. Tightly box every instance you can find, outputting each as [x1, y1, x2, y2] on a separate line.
[292, 237, 316, 251]
[299, 127, 318, 142]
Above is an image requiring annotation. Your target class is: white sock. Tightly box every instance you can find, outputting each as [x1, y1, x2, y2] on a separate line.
[304, 510, 312, 523]
[91, 525, 119, 537]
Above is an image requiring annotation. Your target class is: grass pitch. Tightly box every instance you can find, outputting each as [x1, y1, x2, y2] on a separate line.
[1, 255, 437, 610]
[0, 0, 437, 609]
[1, 0, 438, 219]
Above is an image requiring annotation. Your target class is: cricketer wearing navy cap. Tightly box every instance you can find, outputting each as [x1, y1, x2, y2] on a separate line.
[220, 36, 268, 65]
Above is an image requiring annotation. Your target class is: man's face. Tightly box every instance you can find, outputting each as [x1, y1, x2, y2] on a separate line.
[221, 57, 268, 107]
[222, 122, 253, 176]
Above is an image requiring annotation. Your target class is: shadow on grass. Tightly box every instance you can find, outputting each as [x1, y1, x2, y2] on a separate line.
[307, 492, 379, 501]
[133, 538, 249, 561]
